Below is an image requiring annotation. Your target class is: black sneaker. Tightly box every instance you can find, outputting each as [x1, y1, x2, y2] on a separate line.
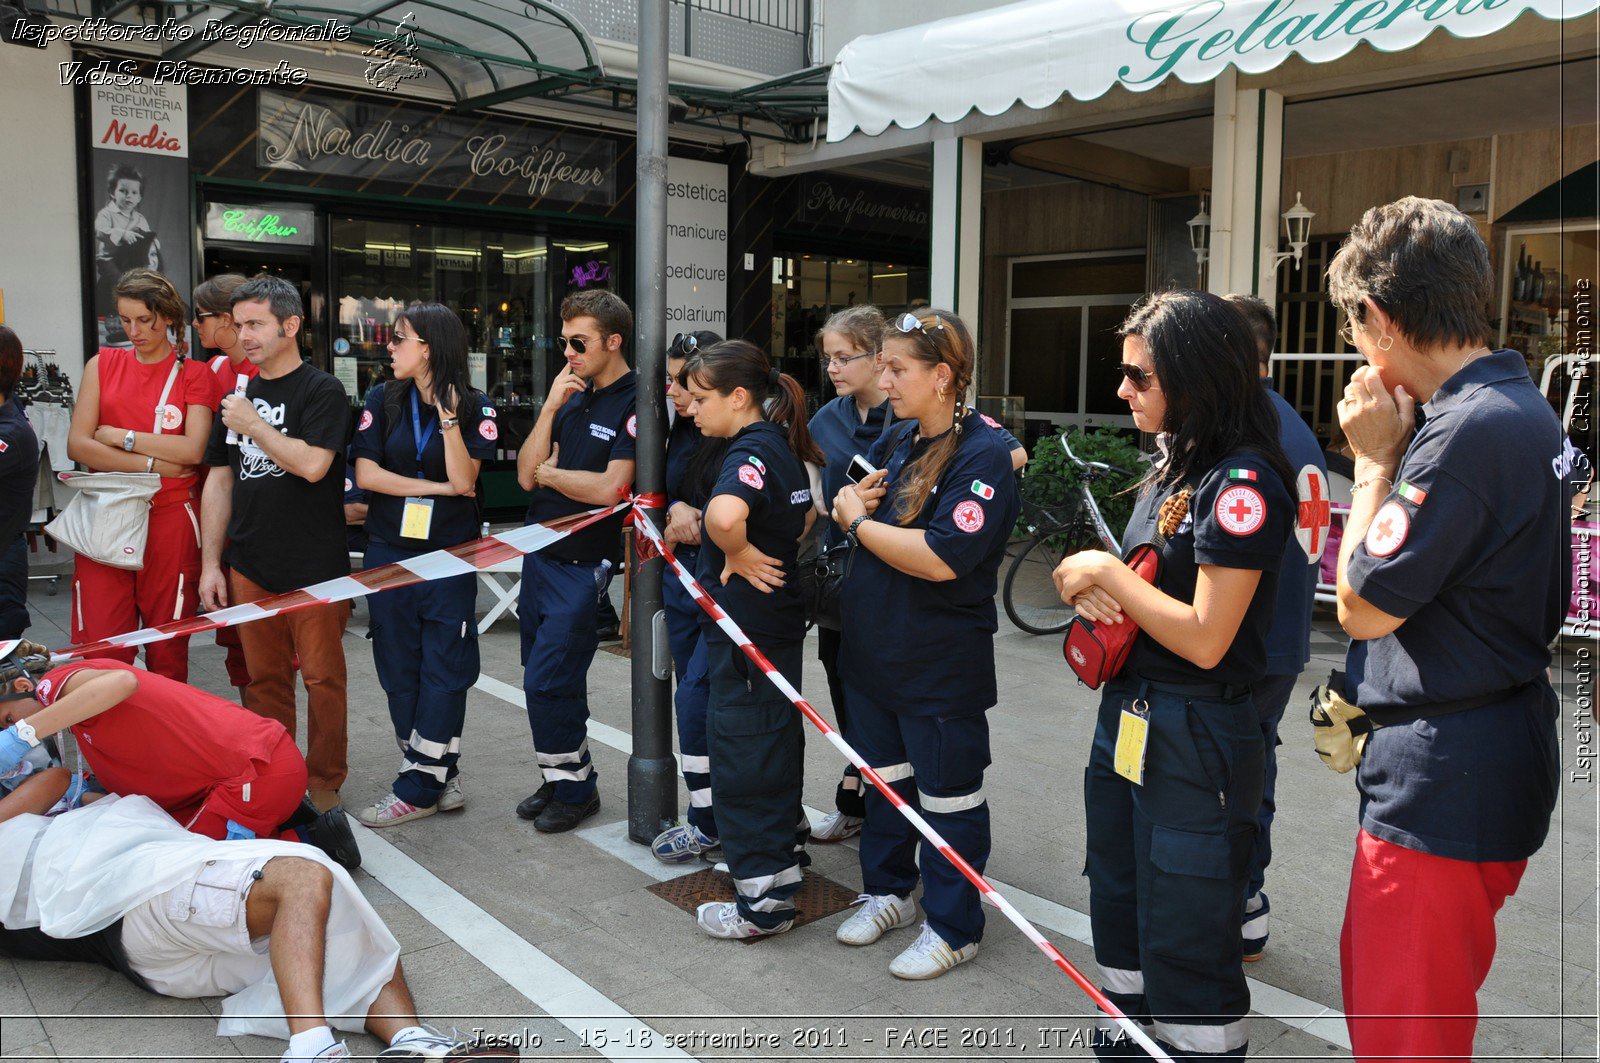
[534, 794, 600, 833]
[515, 782, 555, 820]
[595, 622, 621, 642]
[302, 807, 362, 872]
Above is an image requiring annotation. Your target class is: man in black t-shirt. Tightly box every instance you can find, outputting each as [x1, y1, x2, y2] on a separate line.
[200, 275, 352, 814]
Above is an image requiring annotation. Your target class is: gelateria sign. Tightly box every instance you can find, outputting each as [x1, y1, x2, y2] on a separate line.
[203, 203, 315, 246]
[826, 0, 1597, 140]
[255, 88, 616, 207]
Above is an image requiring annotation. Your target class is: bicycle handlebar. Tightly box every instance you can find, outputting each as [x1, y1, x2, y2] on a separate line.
[1059, 432, 1135, 480]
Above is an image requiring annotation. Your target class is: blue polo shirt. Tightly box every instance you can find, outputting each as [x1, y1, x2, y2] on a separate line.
[1122, 451, 1294, 688]
[351, 383, 497, 551]
[809, 395, 896, 549]
[1345, 350, 1565, 862]
[527, 371, 637, 563]
[837, 413, 1020, 717]
[696, 420, 812, 646]
[1264, 385, 1330, 676]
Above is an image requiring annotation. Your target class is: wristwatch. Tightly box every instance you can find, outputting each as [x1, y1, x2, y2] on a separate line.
[13, 719, 38, 748]
[440, 416, 460, 431]
[847, 515, 870, 539]
[122, 429, 137, 451]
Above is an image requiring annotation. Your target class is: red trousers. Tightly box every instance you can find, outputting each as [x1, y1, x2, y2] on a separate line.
[71, 497, 201, 683]
[184, 731, 308, 841]
[1341, 828, 1527, 1062]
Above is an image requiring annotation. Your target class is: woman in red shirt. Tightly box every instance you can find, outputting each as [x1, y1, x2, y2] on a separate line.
[67, 269, 222, 682]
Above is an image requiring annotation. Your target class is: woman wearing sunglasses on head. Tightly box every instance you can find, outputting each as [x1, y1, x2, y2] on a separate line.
[350, 303, 497, 828]
[828, 308, 1019, 980]
[648, 331, 728, 863]
[1052, 290, 1294, 1061]
[679, 340, 822, 940]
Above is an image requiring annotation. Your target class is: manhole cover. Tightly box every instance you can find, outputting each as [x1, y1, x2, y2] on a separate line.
[647, 865, 858, 937]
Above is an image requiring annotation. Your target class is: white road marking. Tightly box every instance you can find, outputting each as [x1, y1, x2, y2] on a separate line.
[473, 669, 1355, 1049]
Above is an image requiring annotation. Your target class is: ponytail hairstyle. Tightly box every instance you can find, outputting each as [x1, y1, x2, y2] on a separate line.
[399, 302, 473, 414]
[683, 339, 824, 466]
[1118, 290, 1294, 499]
[815, 304, 886, 358]
[887, 306, 975, 527]
[113, 268, 187, 357]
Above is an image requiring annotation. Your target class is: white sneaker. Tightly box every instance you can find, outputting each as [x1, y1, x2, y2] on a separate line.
[696, 901, 793, 939]
[357, 792, 436, 827]
[836, 892, 918, 946]
[812, 810, 864, 843]
[651, 822, 720, 863]
[282, 1042, 351, 1062]
[377, 1023, 468, 1058]
[888, 922, 978, 980]
[438, 776, 465, 813]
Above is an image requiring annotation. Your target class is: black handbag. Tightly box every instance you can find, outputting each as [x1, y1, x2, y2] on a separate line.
[798, 539, 856, 631]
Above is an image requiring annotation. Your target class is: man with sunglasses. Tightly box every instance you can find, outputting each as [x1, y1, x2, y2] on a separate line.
[512, 290, 637, 832]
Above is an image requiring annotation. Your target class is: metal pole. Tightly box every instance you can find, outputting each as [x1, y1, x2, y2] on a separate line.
[628, 0, 676, 844]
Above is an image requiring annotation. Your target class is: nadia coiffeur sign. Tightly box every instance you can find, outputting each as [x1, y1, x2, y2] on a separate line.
[253, 87, 618, 209]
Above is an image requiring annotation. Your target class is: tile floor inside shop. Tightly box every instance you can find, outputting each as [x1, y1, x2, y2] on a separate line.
[3, 554, 1595, 1061]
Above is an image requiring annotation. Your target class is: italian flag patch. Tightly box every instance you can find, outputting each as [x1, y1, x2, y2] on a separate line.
[1397, 481, 1427, 506]
[971, 480, 995, 500]
[1227, 468, 1258, 481]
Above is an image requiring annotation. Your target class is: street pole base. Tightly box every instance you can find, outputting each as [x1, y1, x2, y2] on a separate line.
[626, 754, 678, 844]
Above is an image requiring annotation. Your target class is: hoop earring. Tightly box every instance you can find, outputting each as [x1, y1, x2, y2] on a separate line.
[1376, 334, 1394, 352]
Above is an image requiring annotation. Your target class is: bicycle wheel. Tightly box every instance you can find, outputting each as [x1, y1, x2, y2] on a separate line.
[1003, 534, 1074, 635]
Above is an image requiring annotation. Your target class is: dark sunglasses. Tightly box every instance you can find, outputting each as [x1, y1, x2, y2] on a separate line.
[893, 311, 946, 335]
[669, 333, 699, 358]
[556, 334, 603, 355]
[193, 311, 219, 323]
[1118, 363, 1157, 391]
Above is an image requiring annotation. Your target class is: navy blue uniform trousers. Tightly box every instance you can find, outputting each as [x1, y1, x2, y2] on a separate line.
[365, 538, 480, 807]
[705, 636, 806, 929]
[847, 683, 992, 950]
[663, 545, 715, 837]
[519, 550, 604, 803]
[1247, 671, 1298, 901]
[1085, 680, 1264, 1061]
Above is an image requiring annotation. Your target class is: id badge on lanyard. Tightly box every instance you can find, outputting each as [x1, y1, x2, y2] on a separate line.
[402, 389, 437, 541]
[1114, 698, 1151, 785]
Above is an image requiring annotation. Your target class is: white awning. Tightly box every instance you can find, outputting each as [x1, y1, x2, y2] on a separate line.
[827, 0, 1598, 142]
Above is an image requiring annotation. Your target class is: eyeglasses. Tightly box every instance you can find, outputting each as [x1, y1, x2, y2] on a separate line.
[894, 311, 946, 335]
[388, 331, 426, 346]
[1338, 317, 1361, 347]
[1118, 363, 1157, 391]
[557, 334, 601, 355]
[669, 333, 698, 358]
[193, 311, 218, 324]
[820, 351, 874, 370]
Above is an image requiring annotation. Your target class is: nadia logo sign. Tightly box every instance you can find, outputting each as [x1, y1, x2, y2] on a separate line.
[1120, 0, 1513, 85]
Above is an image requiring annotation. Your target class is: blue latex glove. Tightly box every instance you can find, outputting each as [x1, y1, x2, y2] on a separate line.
[224, 820, 257, 841]
[0, 727, 33, 776]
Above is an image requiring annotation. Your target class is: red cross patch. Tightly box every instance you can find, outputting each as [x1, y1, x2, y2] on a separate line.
[0, 439, 8, 453]
[159, 404, 183, 431]
[953, 499, 985, 533]
[1296, 465, 1332, 562]
[738, 464, 764, 490]
[1215, 485, 1265, 536]
[627, 414, 637, 439]
[359, 410, 374, 431]
[479, 419, 498, 441]
[1365, 500, 1409, 558]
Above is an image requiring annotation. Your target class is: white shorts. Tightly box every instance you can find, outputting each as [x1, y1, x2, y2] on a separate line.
[120, 855, 275, 998]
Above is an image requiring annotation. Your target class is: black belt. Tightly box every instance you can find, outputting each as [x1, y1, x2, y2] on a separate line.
[1115, 677, 1252, 700]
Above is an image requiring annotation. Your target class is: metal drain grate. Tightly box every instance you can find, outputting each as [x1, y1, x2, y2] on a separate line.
[647, 866, 858, 935]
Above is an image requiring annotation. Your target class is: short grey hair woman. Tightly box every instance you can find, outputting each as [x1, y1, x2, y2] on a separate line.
[1327, 196, 1566, 1061]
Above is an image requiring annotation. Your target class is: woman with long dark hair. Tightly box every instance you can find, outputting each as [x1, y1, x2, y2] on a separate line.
[67, 268, 220, 682]
[351, 302, 497, 827]
[829, 308, 1019, 980]
[1052, 289, 1295, 1061]
[679, 340, 822, 939]
[649, 330, 728, 863]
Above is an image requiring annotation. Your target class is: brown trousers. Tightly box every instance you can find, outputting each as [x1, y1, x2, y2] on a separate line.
[230, 569, 350, 792]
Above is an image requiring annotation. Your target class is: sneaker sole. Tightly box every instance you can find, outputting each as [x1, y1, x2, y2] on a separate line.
[358, 805, 437, 828]
[437, 798, 466, 813]
[837, 915, 915, 947]
[890, 954, 975, 980]
[810, 830, 862, 844]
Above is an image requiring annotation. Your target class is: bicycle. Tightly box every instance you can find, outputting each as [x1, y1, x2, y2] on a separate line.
[1002, 433, 1135, 635]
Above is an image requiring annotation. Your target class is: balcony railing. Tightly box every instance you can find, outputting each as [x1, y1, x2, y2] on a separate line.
[556, 0, 813, 76]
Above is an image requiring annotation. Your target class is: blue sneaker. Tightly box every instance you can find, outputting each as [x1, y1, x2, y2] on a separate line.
[1242, 891, 1270, 962]
[651, 822, 720, 863]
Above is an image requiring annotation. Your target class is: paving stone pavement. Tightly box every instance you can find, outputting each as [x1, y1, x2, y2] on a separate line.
[2, 551, 1594, 1061]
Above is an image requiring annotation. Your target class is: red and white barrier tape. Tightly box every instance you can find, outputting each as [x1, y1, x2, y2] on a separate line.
[46, 502, 630, 662]
[629, 503, 1172, 1062]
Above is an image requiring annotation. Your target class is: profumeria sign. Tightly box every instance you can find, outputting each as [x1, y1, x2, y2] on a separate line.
[827, 0, 1599, 140]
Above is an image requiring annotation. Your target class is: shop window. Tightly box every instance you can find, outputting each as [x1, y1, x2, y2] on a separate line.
[1004, 252, 1143, 429]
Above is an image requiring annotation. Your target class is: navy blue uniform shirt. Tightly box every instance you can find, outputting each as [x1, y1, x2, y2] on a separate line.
[1122, 451, 1294, 687]
[526, 371, 637, 563]
[1345, 350, 1564, 863]
[351, 383, 497, 551]
[809, 395, 896, 549]
[838, 413, 1020, 717]
[696, 420, 812, 646]
[665, 412, 725, 511]
[1264, 385, 1331, 675]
